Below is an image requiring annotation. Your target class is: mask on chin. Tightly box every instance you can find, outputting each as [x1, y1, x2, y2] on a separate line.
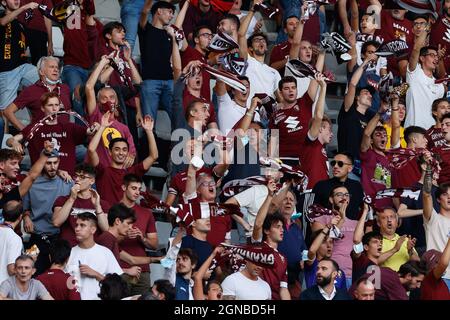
[44, 76, 61, 86]
[100, 100, 118, 114]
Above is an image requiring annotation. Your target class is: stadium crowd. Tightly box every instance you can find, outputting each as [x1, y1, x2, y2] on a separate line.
[0, 0, 450, 301]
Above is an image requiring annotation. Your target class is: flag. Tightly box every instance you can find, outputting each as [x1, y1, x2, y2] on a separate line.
[219, 53, 248, 76]
[375, 39, 409, 57]
[202, 63, 247, 93]
[207, 31, 239, 53]
[384, 0, 439, 19]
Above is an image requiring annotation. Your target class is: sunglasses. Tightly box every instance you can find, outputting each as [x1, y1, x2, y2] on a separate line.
[330, 160, 352, 168]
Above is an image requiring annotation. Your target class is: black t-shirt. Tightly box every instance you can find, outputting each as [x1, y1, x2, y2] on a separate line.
[0, 13, 27, 72]
[0, 187, 22, 220]
[398, 182, 439, 249]
[337, 102, 369, 161]
[138, 23, 173, 80]
[312, 177, 364, 220]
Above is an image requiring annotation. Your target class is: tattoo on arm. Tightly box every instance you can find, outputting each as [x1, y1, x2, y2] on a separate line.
[423, 164, 433, 194]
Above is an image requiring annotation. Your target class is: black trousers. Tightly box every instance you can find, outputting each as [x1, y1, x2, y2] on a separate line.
[25, 233, 59, 276]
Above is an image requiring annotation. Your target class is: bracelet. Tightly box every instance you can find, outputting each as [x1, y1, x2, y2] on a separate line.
[321, 229, 329, 235]
[246, 111, 254, 117]
[391, 108, 399, 111]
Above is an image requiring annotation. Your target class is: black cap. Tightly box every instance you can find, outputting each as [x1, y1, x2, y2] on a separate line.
[151, 1, 176, 15]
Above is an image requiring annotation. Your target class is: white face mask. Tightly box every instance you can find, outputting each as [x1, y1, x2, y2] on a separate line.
[44, 76, 61, 86]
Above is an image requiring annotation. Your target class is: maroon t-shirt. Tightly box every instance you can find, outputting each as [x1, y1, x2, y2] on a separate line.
[97, 231, 121, 262]
[360, 149, 393, 208]
[300, 135, 328, 189]
[13, 81, 71, 123]
[349, 266, 409, 300]
[95, 162, 146, 205]
[182, 4, 223, 41]
[52, 196, 111, 247]
[426, 126, 446, 149]
[269, 41, 290, 75]
[434, 143, 450, 184]
[420, 271, 450, 300]
[118, 205, 156, 273]
[36, 268, 81, 300]
[375, 10, 414, 78]
[18, 0, 53, 33]
[182, 90, 217, 125]
[207, 215, 232, 248]
[22, 122, 87, 174]
[168, 167, 214, 199]
[430, 17, 450, 71]
[61, 6, 103, 68]
[391, 149, 421, 188]
[269, 96, 313, 158]
[259, 242, 288, 301]
[181, 46, 211, 101]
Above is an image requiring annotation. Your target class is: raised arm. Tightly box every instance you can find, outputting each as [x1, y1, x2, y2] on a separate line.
[18, 142, 54, 197]
[174, 0, 189, 52]
[140, 0, 153, 29]
[289, 4, 306, 60]
[408, 25, 428, 73]
[85, 56, 111, 116]
[87, 111, 112, 167]
[238, 0, 261, 59]
[337, 0, 352, 38]
[252, 179, 276, 242]
[193, 246, 224, 300]
[344, 57, 371, 111]
[390, 95, 401, 148]
[0, 2, 38, 26]
[433, 236, 450, 280]
[360, 103, 384, 153]
[141, 116, 158, 171]
[422, 162, 434, 222]
[349, 0, 359, 32]
[307, 75, 327, 140]
[353, 204, 369, 245]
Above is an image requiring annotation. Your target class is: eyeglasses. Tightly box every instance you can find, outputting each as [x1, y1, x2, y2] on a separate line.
[413, 21, 428, 27]
[333, 192, 351, 198]
[199, 181, 216, 187]
[199, 33, 213, 38]
[423, 52, 438, 58]
[74, 174, 93, 180]
[330, 160, 352, 168]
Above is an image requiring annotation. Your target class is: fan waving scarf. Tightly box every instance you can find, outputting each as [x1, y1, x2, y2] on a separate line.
[384, 0, 438, 19]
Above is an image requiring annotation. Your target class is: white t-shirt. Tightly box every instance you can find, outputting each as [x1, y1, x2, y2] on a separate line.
[245, 55, 281, 107]
[405, 63, 445, 129]
[233, 184, 268, 228]
[65, 243, 123, 300]
[217, 93, 261, 135]
[0, 227, 23, 284]
[424, 210, 450, 279]
[221, 271, 271, 300]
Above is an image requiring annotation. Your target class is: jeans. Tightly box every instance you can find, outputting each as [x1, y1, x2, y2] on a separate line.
[0, 63, 39, 110]
[61, 65, 89, 116]
[120, 0, 146, 53]
[0, 116, 4, 150]
[140, 79, 174, 123]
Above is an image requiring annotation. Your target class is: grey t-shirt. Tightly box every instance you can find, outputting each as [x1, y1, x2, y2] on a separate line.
[0, 276, 49, 300]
